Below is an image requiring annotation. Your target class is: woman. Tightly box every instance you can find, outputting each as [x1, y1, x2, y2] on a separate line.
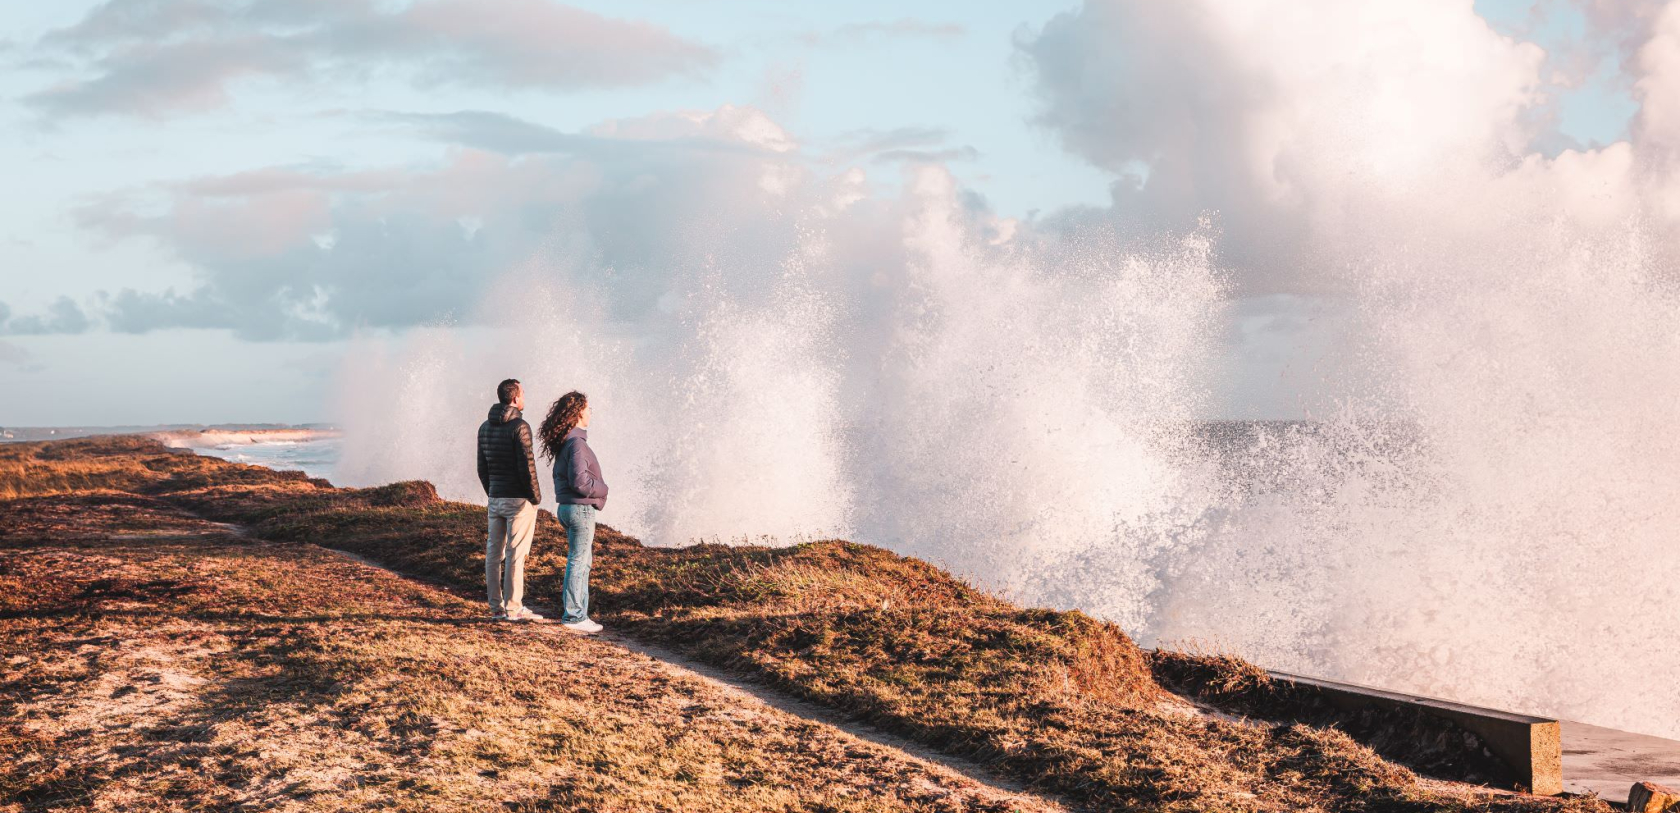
[538, 390, 608, 634]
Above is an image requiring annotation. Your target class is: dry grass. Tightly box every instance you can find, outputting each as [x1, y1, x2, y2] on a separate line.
[0, 437, 166, 500]
[1147, 649, 1524, 785]
[1, 438, 1614, 813]
[0, 489, 1060, 812]
[0, 436, 327, 501]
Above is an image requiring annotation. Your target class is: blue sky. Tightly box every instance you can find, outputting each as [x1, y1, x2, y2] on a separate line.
[0, 0, 1652, 426]
[0, 2, 1112, 310]
[1475, 0, 1641, 146]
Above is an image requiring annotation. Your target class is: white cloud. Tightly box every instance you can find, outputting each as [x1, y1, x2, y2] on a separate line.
[1018, 0, 1680, 737]
[1636, 0, 1680, 220]
[25, 0, 719, 119]
[72, 105, 841, 339]
[1019, 0, 1565, 292]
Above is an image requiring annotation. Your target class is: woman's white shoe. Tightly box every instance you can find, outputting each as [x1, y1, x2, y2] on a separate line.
[560, 618, 603, 634]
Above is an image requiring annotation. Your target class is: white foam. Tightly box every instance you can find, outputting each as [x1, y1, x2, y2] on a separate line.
[334, 161, 1680, 740]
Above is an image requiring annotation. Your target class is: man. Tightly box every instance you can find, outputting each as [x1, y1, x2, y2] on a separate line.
[477, 378, 544, 622]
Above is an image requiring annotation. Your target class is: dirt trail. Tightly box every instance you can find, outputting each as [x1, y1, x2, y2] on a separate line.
[324, 542, 1066, 810]
[605, 634, 1050, 796]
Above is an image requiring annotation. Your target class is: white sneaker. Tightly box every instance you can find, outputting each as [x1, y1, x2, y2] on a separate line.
[560, 618, 603, 634]
[506, 609, 547, 623]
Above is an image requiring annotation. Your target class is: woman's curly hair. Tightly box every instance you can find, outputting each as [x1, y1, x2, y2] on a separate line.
[537, 391, 588, 460]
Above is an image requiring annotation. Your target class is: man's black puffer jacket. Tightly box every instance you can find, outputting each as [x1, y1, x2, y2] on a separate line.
[477, 403, 541, 502]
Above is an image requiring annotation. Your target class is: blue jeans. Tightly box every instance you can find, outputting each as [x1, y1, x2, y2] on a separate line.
[554, 503, 596, 623]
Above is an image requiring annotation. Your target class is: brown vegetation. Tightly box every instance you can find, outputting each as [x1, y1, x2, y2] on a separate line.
[0, 477, 1058, 811]
[1, 437, 1612, 812]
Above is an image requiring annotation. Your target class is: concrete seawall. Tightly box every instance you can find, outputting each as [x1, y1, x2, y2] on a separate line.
[1559, 721, 1680, 805]
[1269, 670, 1680, 803]
[1270, 671, 1561, 795]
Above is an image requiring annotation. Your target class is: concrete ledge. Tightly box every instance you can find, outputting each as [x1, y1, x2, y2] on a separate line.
[1560, 721, 1680, 804]
[1270, 671, 1562, 796]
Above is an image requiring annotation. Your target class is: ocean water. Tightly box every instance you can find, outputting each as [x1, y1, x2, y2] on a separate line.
[195, 438, 343, 483]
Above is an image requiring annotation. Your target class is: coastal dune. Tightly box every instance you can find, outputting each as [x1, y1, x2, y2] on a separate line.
[0, 437, 1612, 812]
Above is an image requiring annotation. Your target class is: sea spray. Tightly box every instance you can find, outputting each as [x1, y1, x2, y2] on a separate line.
[335, 165, 1225, 568]
[857, 171, 1226, 617]
[1125, 220, 1680, 738]
[335, 327, 482, 499]
[334, 163, 1680, 739]
[337, 217, 859, 546]
[634, 247, 854, 545]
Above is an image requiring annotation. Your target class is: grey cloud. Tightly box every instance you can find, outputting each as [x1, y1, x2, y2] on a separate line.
[94, 218, 494, 341]
[73, 101, 997, 342]
[82, 193, 494, 341]
[800, 19, 965, 47]
[1477, 0, 1649, 150]
[835, 126, 950, 153]
[370, 110, 590, 155]
[169, 162, 407, 197]
[826, 126, 976, 165]
[75, 108, 814, 340]
[872, 146, 979, 164]
[832, 19, 964, 41]
[0, 339, 43, 372]
[374, 109, 789, 160]
[0, 296, 94, 335]
[102, 287, 243, 335]
[1019, 3, 1242, 177]
[1017, 2, 1320, 294]
[39, 0, 248, 49]
[29, 36, 301, 119]
[27, 0, 718, 119]
[1569, 0, 1664, 57]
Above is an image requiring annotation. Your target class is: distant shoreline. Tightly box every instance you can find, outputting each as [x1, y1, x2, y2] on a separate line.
[0, 424, 338, 443]
[149, 427, 344, 448]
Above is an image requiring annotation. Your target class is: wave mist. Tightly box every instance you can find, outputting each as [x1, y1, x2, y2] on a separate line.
[337, 160, 1680, 739]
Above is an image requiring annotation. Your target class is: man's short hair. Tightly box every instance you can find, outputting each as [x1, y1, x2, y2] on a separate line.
[497, 379, 521, 405]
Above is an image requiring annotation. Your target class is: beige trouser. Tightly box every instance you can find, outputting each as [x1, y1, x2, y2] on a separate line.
[486, 497, 537, 616]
